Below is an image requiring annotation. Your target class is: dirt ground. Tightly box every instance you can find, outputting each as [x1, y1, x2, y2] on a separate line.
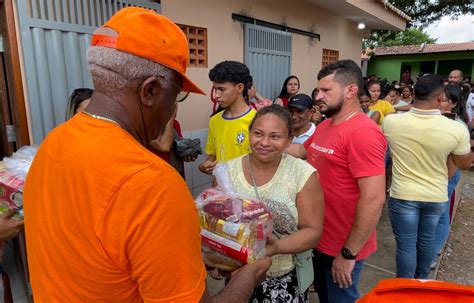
[436, 172, 474, 285]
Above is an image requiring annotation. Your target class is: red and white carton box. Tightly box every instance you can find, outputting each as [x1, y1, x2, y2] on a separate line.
[0, 171, 24, 218]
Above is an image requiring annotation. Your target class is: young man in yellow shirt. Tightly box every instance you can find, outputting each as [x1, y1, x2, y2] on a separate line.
[199, 61, 256, 174]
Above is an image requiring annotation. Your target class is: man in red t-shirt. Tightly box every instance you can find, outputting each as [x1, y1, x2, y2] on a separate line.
[288, 60, 386, 303]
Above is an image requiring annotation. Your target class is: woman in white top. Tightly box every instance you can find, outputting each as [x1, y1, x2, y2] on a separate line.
[222, 105, 324, 302]
[388, 87, 410, 112]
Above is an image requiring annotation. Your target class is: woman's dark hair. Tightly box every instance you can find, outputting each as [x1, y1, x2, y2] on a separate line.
[445, 84, 469, 125]
[367, 80, 380, 89]
[277, 75, 300, 99]
[388, 87, 401, 95]
[209, 60, 251, 97]
[249, 104, 293, 137]
[311, 88, 319, 101]
[244, 75, 253, 103]
[360, 87, 370, 98]
[65, 88, 93, 120]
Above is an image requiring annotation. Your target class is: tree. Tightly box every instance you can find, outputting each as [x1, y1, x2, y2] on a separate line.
[390, 0, 473, 28]
[363, 28, 436, 49]
[363, 0, 473, 49]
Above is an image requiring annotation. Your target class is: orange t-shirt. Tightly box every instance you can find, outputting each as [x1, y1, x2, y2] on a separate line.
[23, 113, 206, 302]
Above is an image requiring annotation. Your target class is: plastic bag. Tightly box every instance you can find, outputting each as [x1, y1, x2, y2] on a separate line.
[195, 163, 273, 271]
[174, 137, 202, 157]
[0, 145, 38, 219]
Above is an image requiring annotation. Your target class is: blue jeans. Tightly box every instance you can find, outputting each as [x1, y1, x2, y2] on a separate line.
[388, 197, 449, 278]
[434, 170, 461, 255]
[385, 145, 391, 166]
[313, 249, 364, 303]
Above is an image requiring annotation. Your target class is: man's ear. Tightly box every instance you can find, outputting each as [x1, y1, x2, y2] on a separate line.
[236, 83, 245, 94]
[139, 76, 162, 107]
[345, 84, 359, 99]
[436, 92, 444, 103]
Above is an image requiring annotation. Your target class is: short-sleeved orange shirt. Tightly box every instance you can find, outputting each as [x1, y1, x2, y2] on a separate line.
[23, 113, 206, 302]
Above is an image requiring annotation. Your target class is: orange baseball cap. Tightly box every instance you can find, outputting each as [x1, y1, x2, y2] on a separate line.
[91, 7, 205, 95]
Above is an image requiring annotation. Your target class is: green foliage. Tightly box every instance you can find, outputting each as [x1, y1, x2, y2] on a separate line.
[391, 0, 473, 28]
[363, 0, 473, 49]
[364, 28, 437, 49]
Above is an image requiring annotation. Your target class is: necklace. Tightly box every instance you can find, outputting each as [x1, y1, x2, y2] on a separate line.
[344, 110, 360, 121]
[247, 155, 260, 199]
[82, 111, 120, 126]
[333, 110, 360, 124]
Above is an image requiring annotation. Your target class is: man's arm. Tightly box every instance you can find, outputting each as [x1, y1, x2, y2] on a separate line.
[200, 257, 272, 303]
[451, 152, 472, 170]
[286, 143, 307, 159]
[331, 174, 385, 288]
[451, 126, 472, 170]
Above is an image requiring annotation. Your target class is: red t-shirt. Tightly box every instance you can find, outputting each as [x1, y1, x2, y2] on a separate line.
[304, 113, 386, 259]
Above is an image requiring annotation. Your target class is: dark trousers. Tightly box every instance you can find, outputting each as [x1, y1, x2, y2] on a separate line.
[312, 249, 364, 303]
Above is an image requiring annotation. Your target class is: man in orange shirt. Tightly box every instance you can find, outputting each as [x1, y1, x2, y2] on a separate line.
[23, 8, 270, 303]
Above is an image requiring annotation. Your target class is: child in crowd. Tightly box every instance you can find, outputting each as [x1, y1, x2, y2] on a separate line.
[360, 90, 381, 124]
[400, 86, 414, 103]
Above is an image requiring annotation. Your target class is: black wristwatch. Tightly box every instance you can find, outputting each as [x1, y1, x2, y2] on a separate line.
[341, 247, 358, 260]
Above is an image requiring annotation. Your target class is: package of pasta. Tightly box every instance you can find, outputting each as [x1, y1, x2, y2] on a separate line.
[195, 163, 273, 271]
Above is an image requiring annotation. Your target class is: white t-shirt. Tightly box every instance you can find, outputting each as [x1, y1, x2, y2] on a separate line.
[292, 123, 316, 144]
[466, 93, 474, 123]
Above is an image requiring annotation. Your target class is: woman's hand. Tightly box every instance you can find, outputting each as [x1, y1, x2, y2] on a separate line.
[265, 235, 280, 257]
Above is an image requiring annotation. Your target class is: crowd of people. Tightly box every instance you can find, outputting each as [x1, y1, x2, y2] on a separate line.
[0, 7, 469, 303]
[196, 63, 473, 302]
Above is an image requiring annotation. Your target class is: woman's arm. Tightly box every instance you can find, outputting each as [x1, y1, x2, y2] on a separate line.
[394, 104, 412, 112]
[371, 111, 381, 125]
[274, 98, 283, 106]
[266, 172, 324, 256]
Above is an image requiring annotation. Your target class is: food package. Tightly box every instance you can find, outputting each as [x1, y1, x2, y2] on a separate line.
[195, 163, 273, 271]
[0, 145, 38, 219]
[0, 171, 24, 219]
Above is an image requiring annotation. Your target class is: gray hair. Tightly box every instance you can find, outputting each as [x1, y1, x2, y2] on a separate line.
[87, 27, 174, 98]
